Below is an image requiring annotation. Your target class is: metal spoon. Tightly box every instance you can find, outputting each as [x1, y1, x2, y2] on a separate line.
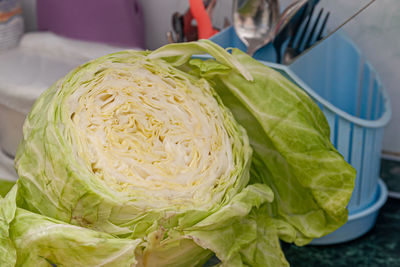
[233, 0, 280, 56]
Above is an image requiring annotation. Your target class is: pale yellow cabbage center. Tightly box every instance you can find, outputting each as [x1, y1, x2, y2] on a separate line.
[68, 63, 234, 209]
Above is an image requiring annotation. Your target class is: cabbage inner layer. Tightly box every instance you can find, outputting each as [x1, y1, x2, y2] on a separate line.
[68, 62, 235, 210]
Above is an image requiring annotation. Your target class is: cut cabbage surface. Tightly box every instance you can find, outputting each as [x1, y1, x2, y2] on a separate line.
[68, 64, 236, 210]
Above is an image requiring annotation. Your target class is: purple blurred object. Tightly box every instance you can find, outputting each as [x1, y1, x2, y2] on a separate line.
[37, 0, 145, 48]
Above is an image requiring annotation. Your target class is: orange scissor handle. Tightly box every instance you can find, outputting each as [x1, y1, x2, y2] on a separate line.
[189, 0, 219, 39]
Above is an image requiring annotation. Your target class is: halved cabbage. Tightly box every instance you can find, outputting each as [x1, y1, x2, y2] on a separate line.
[7, 40, 355, 266]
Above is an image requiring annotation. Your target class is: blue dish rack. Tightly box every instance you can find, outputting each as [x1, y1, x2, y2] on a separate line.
[210, 27, 391, 244]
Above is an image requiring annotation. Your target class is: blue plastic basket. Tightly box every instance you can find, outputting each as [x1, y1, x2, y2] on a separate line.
[210, 27, 391, 244]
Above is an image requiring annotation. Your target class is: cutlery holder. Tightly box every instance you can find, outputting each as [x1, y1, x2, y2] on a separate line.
[210, 26, 391, 244]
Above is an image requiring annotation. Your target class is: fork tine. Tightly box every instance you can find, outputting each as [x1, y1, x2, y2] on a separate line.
[295, 4, 315, 52]
[317, 11, 330, 41]
[273, 3, 309, 64]
[287, 3, 309, 48]
[305, 8, 324, 50]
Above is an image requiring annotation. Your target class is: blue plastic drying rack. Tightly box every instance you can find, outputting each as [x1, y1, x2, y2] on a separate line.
[209, 27, 391, 245]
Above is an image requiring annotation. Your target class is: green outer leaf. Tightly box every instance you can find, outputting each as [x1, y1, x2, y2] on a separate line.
[189, 59, 231, 77]
[183, 184, 288, 267]
[213, 49, 355, 242]
[149, 40, 355, 244]
[1, 185, 141, 267]
[135, 232, 213, 267]
[9, 208, 141, 267]
[239, 208, 289, 267]
[0, 186, 17, 267]
[149, 39, 253, 81]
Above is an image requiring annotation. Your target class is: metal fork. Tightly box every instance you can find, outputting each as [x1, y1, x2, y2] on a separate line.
[274, 2, 330, 65]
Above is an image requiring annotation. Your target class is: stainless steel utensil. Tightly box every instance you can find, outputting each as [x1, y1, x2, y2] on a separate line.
[233, 0, 280, 56]
[274, 0, 376, 65]
[272, 0, 309, 63]
[273, 0, 309, 38]
[282, 4, 329, 64]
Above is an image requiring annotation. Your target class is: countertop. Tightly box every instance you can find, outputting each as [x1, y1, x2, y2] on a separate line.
[283, 197, 400, 266]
